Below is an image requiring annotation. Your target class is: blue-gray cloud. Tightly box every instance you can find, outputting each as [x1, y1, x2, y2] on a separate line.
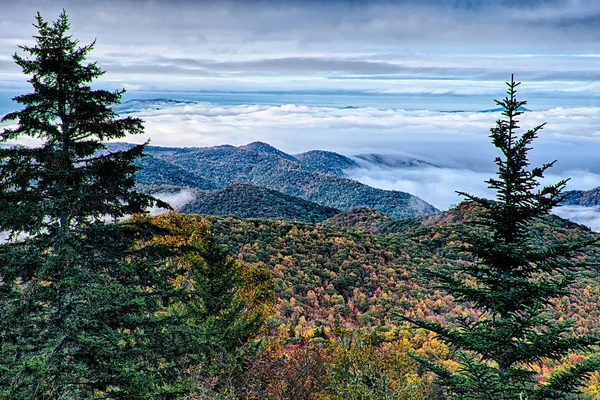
[2, 0, 600, 95]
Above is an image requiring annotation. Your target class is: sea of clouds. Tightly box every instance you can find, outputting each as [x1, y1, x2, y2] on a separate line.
[4, 98, 600, 230]
[110, 100, 600, 229]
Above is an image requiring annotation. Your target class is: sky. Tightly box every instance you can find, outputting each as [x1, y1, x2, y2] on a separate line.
[2, 0, 600, 98]
[2, 0, 600, 223]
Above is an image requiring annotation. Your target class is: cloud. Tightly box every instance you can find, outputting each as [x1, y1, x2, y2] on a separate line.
[346, 165, 494, 210]
[345, 163, 600, 211]
[110, 100, 600, 169]
[99, 99, 600, 211]
[552, 205, 600, 232]
[6, 94, 600, 205]
[2, 1, 600, 95]
[149, 190, 197, 215]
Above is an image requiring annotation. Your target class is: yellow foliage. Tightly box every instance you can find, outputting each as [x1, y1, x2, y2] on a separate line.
[132, 212, 275, 326]
[584, 372, 600, 398]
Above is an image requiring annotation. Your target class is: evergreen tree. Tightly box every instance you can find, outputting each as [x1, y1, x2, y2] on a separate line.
[0, 11, 270, 399]
[146, 213, 275, 398]
[405, 76, 600, 399]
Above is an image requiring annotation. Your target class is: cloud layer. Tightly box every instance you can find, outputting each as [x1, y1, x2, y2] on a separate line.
[552, 206, 600, 232]
[102, 100, 600, 211]
[4, 96, 600, 211]
[111, 100, 600, 168]
[2, 0, 600, 103]
[149, 190, 196, 215]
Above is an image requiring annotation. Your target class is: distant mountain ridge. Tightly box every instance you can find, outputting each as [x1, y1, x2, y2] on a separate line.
[108, 141, 439, 219]
[114, 98, 197, 114]
[562, 187, 600, 207]
[150, 141, 438, 218]
[353, 153, 438, 169]
[293, 150, 360, 176]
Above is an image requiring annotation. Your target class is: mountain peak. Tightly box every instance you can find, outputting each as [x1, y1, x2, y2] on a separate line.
[237, 141, 297, 161]
[294, 150, 359, 176]
[239, 141, 279, 153]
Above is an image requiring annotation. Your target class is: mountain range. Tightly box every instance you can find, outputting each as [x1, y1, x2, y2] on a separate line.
[109, 135, 600, 228]
[108, 141, 439, 219]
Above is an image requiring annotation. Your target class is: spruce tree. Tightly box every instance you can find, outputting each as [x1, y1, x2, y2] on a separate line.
[405, 76, 600, 399]
[0, 11, 206, 399]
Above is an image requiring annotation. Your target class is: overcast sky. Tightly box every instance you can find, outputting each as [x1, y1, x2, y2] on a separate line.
[2, 0, 600, 97]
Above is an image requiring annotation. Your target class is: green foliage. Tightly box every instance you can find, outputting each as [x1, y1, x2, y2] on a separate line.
[0, 221, 199, 399]
[0, 11, 167, 398]
[181, 182, 340, 223]
[0, 12, 270, 399]
[324, 329, 431, 400]
[0, 13, 157, 235]
[145, 213, 274, 354]
[141, 141, 438, 218]
[141, 213, 275, 400]
[404, 76, 600, 399]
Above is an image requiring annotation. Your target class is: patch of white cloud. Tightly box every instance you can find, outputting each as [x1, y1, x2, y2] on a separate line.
[346, 164, 600, 211]
[149, 190, 196, 215]
[345, 165, 494, 210]
[101, 99, 600, 213]
[111, 101, 600, 166]
[552, 205, 600, 232]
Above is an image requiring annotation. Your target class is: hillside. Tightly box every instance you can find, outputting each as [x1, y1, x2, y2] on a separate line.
[181, 183, 340, 223]
[563, 187, 600, 206]
[104, 142, 214, 189]
[135, 155, 214, 189]
[106, 141, 439, 219]
[294, 150, 359, 176]
[205, 205, 600, 334]
[322, 207, 395, 233]
[321, 202, 475, 235]
[150, 141, 438, 218]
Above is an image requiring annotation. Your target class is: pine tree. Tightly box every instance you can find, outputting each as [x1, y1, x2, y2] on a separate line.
[145, 213, 275, 398]
[405, 76, 600, 399]
[0, 11, 252, 399]
[0, 11, 156, 237]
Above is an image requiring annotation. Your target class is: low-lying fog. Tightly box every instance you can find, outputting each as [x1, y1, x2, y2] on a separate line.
[5, 99, 600, 230]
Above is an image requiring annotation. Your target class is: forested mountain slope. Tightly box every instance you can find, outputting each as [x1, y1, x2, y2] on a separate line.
[136, 141, 439, 218]
[205, 202, 600, 335]
[563, 187, 600, 206]
[293, 149, 360, 176]
[135, 155, 214, 189]
[181, 183, 340, 223]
